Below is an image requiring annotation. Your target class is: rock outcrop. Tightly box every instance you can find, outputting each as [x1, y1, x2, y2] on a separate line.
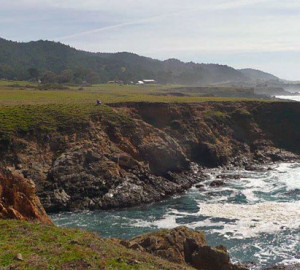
[120, 226, 248, 270]
[0, 169, 52, 224]
[0, 102, 299, 212]
[117, 102, 300, 167]
[265, 264, 300, 270]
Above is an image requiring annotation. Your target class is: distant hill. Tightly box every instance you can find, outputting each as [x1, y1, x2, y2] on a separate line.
[0, 37, 277, 85]
[239, 68, 279, 82]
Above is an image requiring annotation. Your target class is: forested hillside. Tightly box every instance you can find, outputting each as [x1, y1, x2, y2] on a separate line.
[239, 68, 278, 81]
[0, 38, 254, 84]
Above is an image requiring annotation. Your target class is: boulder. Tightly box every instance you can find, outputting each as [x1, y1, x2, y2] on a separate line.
[210, 180, 226, 187]
[0, 169, 52, 224]
[191, 246, 230, 270]
[121, 226, 206, 264]
[120, 226, 248, 270]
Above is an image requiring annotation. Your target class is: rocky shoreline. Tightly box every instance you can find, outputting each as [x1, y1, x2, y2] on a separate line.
[0, 102, 299, 213]
[118, 226, 248, 270]
[1, 101, 299, 269]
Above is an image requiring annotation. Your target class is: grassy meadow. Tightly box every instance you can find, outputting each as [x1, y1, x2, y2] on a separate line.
[0, 80, 272, 141]
[0, 80, 268, 105]
[0, 220, 192, 269]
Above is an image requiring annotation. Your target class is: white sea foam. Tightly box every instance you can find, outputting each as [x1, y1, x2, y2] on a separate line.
[196, 201, 300, 238]
[275, 163, 300, 191]
[52, 162, 300, 267]
[133, 213, 179, 229]
[130, 163, 300, 239]
[131, 201, 300, 239]
[275, 95, 300, 102]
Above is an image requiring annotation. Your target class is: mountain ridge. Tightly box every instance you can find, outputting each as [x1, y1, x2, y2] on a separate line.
[239, 68, 279, 81]
[0, 37, 279, 84]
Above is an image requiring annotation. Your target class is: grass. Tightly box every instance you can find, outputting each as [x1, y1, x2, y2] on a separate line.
[202, 110, 230, 120]
[0, 80, 276, 143]
[0, 80, 271, 106]
[0, 220, 192, 270]
[0, 103, 135, 144]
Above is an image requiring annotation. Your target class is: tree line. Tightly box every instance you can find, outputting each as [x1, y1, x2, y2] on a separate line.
[27, 67, 101, 84]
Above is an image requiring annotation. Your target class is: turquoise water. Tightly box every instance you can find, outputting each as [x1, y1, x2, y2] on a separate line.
[51, 162, 300, 269]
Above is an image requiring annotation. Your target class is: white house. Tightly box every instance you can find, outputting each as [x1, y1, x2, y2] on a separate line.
[143, 79, 156, 84]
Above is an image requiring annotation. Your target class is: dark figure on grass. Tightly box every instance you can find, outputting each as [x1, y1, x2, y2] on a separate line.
[96, 99, 101, 105]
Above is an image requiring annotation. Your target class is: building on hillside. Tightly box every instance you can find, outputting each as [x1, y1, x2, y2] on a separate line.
[107, 80, 124, 84]
[143, 79, 156, 84]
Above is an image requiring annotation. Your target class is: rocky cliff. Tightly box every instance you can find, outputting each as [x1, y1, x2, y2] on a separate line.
[116, 102, 300, 167]
[0, 169, 52, 224]
[0, 101, 299, 213]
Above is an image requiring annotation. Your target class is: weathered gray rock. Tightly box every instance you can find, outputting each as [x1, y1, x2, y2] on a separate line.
[120, 226, 248, 270]
[1, 102, 299, 213]
[265, 264, 300, 270]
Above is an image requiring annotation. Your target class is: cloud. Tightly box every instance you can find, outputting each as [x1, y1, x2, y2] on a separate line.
[56, 14, 173, 41]
[1, 0, 300, 79]
[2, 0, 281, 13]
[56, 0, 276, 41]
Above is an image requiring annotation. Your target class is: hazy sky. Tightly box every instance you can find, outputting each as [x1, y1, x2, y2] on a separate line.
[1, 0, 300, 80]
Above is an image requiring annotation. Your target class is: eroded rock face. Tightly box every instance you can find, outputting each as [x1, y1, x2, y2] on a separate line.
[0, 169, 52, 224]
[121, 226, 206, 264]
[0, 102, 299, 212]
[118, 102, 300, 167]
[11, 115, 198, 212]
[120, 226, 247, 270]
[41, 133, 198, 212]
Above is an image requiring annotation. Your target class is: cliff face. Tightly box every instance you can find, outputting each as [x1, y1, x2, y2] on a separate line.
[0, 101, 299, 213]
[119, 102, 300, 167]
[1, 107, 197, 213]
[0, 169, 52, 224]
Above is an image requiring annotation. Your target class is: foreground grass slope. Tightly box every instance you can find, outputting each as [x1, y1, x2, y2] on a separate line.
[0, 220, 193, 270]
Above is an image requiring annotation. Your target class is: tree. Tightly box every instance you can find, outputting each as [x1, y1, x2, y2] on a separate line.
[27, 68, 40, 81]
[0, 64, 15, 80]
[73, 67, 89, 84]
[57, 69, 73, 84]
[86, 71, 99, 84]
[41, 71, 57, 84]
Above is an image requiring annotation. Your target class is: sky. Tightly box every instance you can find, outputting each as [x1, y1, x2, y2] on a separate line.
[1, 0, 300, 80]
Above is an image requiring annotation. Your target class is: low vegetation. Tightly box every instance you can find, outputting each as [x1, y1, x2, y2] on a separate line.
[0, 80, 270, 105]
[0, 80, 277, 144]
[0, 220, 191, 269]
[202, 110, 230, 120]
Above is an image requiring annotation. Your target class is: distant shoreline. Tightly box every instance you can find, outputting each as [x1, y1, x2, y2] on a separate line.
[275, 95, 300, 102]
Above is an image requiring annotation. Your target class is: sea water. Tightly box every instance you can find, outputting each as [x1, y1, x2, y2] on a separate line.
[51, 162, 300, 269]
[276, 95, 300, 102]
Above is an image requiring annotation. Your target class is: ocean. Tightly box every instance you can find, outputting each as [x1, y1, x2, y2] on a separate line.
[276, 95, 300, 102]
[51, 162, 300, 269]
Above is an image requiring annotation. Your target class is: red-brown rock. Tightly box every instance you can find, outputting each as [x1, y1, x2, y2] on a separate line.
[0, 169, 52, 224]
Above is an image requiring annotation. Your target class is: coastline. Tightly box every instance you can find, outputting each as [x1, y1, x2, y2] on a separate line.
[1, 101, 300, 269]
[50, 160, 300, 269]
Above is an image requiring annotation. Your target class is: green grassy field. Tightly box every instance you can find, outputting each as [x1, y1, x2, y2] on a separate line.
[0, 80, 274, 142]
[0, 80, 268, 105]
[0, 220, 191, 269]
